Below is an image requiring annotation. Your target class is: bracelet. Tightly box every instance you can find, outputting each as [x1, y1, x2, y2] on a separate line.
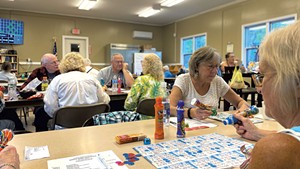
[187, 108, 193, 119]
[0, 163, 16, 169]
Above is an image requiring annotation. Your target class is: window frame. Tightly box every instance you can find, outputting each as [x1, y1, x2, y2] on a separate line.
[180, 33, 207, 69]
[241, 14, 297, 67]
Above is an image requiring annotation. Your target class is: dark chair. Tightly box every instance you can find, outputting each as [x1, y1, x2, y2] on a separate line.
[82, 118, 94, 127]
[49, 103, 110, 130]
[136, 99, 156, 116]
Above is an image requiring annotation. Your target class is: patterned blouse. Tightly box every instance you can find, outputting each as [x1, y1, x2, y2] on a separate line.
[124, 74, 165, 111]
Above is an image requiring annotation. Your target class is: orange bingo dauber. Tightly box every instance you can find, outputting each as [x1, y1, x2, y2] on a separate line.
[191, 98, 217, 116]
[0, 129, 14, 151]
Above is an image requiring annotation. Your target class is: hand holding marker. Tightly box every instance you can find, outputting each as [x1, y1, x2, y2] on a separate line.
[190, 98, 217, 116]
[223, 105, 259, 125]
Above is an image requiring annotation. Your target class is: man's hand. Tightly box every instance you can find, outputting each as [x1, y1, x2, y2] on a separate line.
[122, 62, 129, 71]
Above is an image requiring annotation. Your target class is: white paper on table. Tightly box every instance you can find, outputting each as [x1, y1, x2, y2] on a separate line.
[24, 146, 50, 160]
[169, 117, 217, 128]
[47, 150, 128, 169]
[23, 77, 41, 90]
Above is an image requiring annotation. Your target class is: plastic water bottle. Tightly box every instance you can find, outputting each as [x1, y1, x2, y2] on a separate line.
[154, 96, 164, 139]
[41, 76, 49, 91]
[112, 75, 118, 93]
[161, 82, 170, 127]
[177, 100, 185, 138]
[7, 78, 18, 101]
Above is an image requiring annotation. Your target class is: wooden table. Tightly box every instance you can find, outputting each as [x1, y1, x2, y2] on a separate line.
[10, 117, 283, 169]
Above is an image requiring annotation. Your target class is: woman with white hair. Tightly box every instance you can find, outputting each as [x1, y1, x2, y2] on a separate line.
[35, 52, 110, 131]
[233, 21, 300, 168]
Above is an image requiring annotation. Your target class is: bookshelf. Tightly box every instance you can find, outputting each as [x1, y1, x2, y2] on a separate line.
[0, 54, 18, 73]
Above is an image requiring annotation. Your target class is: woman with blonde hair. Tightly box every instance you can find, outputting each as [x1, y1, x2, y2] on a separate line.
[233, 21, 300, 168]
[35, 52, 110, 131]
[124, 53, 165, 111]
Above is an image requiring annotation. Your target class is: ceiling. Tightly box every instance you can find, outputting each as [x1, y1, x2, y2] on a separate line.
[0, 0, 246, 26]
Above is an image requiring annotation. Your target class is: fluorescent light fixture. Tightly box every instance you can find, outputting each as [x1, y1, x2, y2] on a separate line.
[78, 0, 98, 10]
[138, 7, 161, 18]
[161, 0, 185, 7]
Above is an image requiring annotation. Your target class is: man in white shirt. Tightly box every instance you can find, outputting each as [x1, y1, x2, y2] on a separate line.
[97, 53, 134, 88]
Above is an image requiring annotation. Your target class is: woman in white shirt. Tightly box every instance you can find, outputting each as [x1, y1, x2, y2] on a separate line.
[169, 46, 249, 120]
[35, 52, 110, 131]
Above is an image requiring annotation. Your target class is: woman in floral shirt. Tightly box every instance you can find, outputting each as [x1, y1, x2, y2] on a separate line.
[124, 53, 165, 111]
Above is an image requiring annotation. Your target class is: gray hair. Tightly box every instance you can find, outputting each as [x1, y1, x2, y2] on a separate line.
[111, 53, 124, 61]
[84, 58, 92, 66]
[259, 21, 300, 115]
[189, 46, 220, 78]
[41, 53, 56, 65]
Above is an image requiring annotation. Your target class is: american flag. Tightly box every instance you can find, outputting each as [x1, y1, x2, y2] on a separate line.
[53, 40, 57, 56]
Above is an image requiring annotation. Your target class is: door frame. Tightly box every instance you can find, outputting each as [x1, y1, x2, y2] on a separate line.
[62, 35, 89, 58]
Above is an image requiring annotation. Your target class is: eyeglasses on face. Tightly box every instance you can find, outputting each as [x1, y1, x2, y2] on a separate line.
[252, 74, 264, 87]
[48, 60, 59, 65]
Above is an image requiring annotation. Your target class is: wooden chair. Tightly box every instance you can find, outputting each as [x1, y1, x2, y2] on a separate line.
[49, 103, 110, 130]
[136, 99, 156, 116]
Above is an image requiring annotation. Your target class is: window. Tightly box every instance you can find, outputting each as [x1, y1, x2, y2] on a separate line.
[242, 15, 296, 68]
[181, 33, 206, 69]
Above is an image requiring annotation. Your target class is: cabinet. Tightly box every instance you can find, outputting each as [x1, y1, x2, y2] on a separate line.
[0, 54, 18, 73]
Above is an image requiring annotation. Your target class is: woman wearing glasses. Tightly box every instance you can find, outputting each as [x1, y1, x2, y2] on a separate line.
[169, 46, 249, 119]
[234, 21, 300, 168]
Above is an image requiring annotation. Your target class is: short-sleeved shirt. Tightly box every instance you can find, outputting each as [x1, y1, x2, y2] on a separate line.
[174, 73, 229, 108]
[97, 66, 132, 88]
[124, 74, 165, 111]
[44, 71, 110, 117]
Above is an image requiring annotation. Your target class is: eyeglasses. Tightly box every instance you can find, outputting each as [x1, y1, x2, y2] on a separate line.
[252, 74, 264, 87]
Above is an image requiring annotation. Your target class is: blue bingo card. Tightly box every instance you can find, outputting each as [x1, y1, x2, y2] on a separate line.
[133, 133, 253, 169]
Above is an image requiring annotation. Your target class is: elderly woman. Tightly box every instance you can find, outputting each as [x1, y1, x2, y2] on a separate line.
[35, 52, 110, 131]
[169, 46, 249, 119]
[233, 21, 300, 168]
[124, 53, 165, 111]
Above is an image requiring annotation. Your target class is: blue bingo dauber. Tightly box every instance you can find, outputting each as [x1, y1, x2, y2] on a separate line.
[223, 105, 259, 125]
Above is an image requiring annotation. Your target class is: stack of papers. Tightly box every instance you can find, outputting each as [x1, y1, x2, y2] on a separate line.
[209, 112, 263, 124]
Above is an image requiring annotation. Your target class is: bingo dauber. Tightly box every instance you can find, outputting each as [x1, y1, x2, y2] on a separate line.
[223, 105, 259, 125]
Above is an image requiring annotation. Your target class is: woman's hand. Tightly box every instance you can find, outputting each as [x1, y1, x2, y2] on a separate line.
[191, 107, 212, 120]
[233, 113, 261, 141]
[0, 145, 20, 169]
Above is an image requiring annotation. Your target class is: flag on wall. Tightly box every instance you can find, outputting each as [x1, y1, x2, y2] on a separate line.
[53, 40, 57, 56]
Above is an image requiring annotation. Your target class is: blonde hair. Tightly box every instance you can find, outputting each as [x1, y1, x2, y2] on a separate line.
[189, 46, 220, 78]
[142, 53, 164, 81]
[59, 52, 86, 73]
[259, 21, 300, 115]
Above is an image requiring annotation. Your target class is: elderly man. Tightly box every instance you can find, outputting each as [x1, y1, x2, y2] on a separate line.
[21, 53, 60, 91]
[97, 53, 134, 88]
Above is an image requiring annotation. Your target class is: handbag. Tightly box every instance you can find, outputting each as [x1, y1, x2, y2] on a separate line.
[229, 66, 245, 89]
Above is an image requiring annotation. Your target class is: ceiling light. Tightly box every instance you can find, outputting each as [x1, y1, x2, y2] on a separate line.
[138, 7, 161, 18]
[78, 0, 98, 10]
[161, 0, 185, 7]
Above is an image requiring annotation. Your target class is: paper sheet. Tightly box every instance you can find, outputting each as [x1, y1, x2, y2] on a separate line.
[25, 146, 50, 160]
[47, 150, 128, 169]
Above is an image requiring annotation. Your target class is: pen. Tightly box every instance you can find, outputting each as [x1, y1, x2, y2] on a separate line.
[170, 121, 177, 125]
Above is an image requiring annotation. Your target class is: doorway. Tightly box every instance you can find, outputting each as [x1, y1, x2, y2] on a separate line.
[62, 35, 89, 58]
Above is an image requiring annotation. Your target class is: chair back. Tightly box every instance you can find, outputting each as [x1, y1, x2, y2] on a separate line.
[51, 103, 110, 129]
[136, 98, 156, 116]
